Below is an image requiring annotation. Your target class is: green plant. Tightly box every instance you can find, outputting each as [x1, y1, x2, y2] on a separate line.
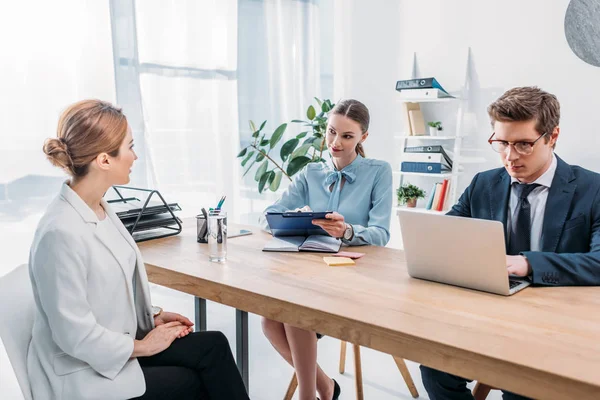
[237, 98, 335, 193]
[427, 121, 443, 130]
[396, 183, 426, 204]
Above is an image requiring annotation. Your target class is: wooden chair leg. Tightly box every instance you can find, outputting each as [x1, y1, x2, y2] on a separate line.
[393, 356, 419, 398]
[339, 341, 347, 374]
[472, 382, 493, 400]
[284, 372, 298, 400]
[353, 344, 364, 400]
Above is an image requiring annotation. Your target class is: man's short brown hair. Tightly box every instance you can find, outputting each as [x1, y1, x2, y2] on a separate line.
[487, 86, 560, 141]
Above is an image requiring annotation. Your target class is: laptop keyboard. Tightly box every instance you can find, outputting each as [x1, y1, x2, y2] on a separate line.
[509, 280, 523, 289]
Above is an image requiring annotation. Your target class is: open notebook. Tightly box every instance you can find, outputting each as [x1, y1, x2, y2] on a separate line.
[263, 235, 341, 253]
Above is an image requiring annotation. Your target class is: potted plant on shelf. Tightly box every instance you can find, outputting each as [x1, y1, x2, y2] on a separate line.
[427, 121, 443, 136]
[397, 183, 426, 208]
[237, 98, 335, 193]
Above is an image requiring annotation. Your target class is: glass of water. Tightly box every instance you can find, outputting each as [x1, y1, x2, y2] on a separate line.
[207, 210, 227, 263]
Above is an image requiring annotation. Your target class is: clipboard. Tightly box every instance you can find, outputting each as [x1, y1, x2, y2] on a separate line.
[265, 211, 331, 237]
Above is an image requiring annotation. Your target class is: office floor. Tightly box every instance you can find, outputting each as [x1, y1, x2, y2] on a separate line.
[0, 209, 504, 400]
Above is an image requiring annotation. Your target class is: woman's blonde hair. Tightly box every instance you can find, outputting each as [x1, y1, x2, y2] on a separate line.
[43, 99, 128, 177]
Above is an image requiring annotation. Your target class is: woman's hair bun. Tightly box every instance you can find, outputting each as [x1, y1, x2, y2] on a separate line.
[43, 137, 74, 172]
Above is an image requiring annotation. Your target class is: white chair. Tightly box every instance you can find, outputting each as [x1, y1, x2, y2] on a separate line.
[0, 264, 34, 400]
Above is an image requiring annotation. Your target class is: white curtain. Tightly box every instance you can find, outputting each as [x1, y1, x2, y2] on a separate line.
[130, 0, 242, 220]
[0, 0, 116, 273]
[0, 2, 116, 397]
[236, 0, 333, 220]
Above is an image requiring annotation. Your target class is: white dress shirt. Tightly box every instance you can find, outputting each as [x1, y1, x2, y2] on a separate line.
[507, 153, 558, 251]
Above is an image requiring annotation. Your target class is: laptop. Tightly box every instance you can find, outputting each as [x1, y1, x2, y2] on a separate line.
[398, 210, 530, 296]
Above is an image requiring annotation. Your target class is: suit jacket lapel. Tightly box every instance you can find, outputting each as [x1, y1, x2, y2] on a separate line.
[541, 156, 576, 252]
[102, 199, 154, 333]
[60, 182, 153, 333]
[489, 170, 511, 249]
[93, 210, 137, 319]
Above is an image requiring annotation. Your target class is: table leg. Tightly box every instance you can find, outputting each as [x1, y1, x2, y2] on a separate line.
[236, 309, 249, 390]
[194, 297, 207, 332]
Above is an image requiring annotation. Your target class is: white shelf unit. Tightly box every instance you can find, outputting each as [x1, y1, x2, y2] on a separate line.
[396, 134, 462, 213]
[395, 96, 467, 212]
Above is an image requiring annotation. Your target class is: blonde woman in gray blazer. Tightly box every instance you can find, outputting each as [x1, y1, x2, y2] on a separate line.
[28, 100, 249, 400]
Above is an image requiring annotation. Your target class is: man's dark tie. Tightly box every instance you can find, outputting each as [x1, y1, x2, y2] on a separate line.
[508, 183, 541, 255]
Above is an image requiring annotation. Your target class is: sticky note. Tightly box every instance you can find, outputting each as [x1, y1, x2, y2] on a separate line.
[323, 256, 355, 266]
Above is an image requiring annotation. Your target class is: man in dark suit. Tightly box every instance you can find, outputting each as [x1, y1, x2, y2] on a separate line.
[420, 86, 600, 400]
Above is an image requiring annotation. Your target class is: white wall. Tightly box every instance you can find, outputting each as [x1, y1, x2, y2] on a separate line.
[336, 0, 600, 169]
[334, 0, 600, 247]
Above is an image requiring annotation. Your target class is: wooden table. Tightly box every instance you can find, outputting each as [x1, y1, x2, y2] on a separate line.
[139, 219, 600, 399]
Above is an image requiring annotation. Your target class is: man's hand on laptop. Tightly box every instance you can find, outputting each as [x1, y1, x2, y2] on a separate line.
[506, 255, 532, 277]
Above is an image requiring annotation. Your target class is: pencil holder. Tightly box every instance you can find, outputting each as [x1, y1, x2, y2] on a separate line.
[196, 214, 209, 243]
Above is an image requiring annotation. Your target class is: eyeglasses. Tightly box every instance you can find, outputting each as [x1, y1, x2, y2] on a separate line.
[488, 132, 548, 155]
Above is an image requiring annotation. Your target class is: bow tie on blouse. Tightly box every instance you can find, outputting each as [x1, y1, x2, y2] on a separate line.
[325, 170, 356, 211]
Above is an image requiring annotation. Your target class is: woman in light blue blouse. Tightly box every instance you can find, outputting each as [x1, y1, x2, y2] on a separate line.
[261, 99, 392, 400]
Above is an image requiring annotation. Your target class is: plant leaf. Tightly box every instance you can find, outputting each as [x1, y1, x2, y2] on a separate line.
[255, 160, 268, 181]
[249, 120, 257, 134]
[260, 139, 270, 146]
[321, 101, 331, 113]
[270, 123, 287, 148]
[237, 148, 247, 158]
[286, 156, 311, 176]
[258, 171, 272, 193]
[303, 136, 317, 145]
[241, 151, 254, 167]
[291, 143, 312, 159]
[314, 97, 323, 107]
[291, 119, 307, 123]
[296, 131, 308, 139]
[259, 120, 267, 131]
[307, 105, 316, 121]
[280, 138, 299, 162]
[270, 171, 283, 191]
[256, 152, 265, 162]
[242, 158, 257, 177]
[312, 138, 325, 151]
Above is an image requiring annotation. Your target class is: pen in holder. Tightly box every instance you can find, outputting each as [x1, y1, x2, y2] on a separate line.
[196, 208, 209, 243]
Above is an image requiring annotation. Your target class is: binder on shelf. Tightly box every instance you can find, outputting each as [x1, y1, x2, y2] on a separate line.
[431, 182, 444, 209]
[425, 183, 437, 210]
[402, 153, 445, 163]
[437, 179, 449, 211]
[404, 145, 453, 168]
[398, 88, 452, 99]
[107, 186, 183, 242]
[443, 180, 453, 210]
[395, 77, 451, 95]
[400, 162, 450, 174]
